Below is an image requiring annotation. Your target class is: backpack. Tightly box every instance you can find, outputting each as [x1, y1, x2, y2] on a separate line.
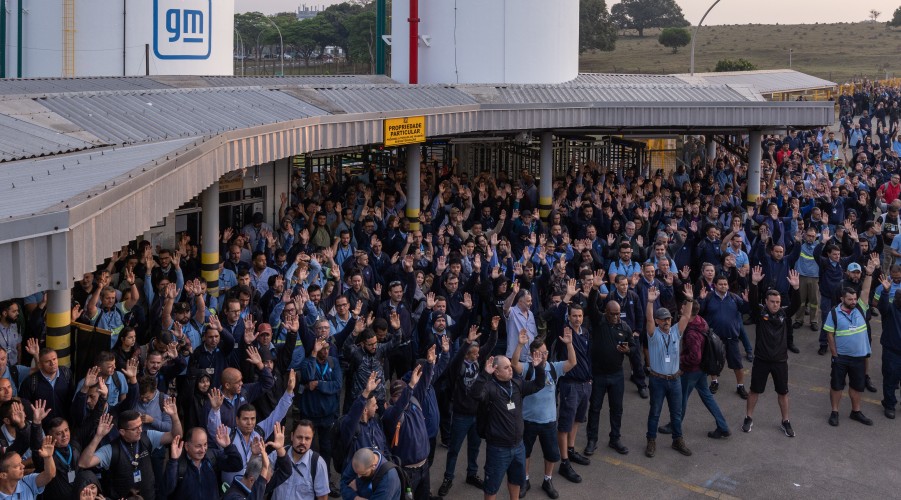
[826, 306, 871, 343]
[699, 327, 726, 376]
[370, 450, 410, 496]
[525, 362, 558, 385]
[329, 414, 357, 474]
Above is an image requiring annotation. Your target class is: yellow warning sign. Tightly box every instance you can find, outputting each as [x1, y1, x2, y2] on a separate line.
[384, 116, 426, 147]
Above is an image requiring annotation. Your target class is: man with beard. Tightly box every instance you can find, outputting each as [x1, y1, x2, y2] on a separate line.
[270, 420, 330, 500]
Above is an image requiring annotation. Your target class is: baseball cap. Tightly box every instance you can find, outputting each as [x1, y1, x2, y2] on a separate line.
[256, 323, 273, 335]
[654, 307, 672, 320]
[847, 263, 862, 272]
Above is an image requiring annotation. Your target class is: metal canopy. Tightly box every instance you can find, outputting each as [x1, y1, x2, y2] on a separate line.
[0, 74, 834, 300]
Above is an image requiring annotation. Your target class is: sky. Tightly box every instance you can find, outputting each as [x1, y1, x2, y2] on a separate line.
[236, 0, 900, 25]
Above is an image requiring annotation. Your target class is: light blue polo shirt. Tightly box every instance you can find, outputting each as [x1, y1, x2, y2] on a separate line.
[609, 259, 641, 278]
[522, 361, 566, 424]
[823, 301, 871, 357]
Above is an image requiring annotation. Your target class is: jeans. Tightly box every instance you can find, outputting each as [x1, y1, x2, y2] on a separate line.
[443, 413, 480, 481]
[882, 347, 901, 409]
[647, 376, 683, 440]
[586, 370, 625, 442]
[681, 370, 729, 432]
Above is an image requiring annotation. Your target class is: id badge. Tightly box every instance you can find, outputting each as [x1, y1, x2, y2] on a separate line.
[665, 356, 671, 363]
[506, 401, 516, 410]
[67, 471, 76, 483]
[133, 470, 142, 483]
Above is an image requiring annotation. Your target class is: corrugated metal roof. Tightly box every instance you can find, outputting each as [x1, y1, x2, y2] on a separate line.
[494, 84, 753, 104]
[38, 88, 328, 144]
[570, 74, 688, 85]
[674, 69, 837, 94]
[0, 114, 94, 162]
[0, 138, 196, 219]
[0, 77, 172, 96]
[313, 86, 479, 113]
[199, 75, 397, 87]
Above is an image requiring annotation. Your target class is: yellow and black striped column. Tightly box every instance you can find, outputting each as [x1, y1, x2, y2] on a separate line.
[201, 182, 221, 296]
[539, 132, 554, 222]
[406, 145, 421, 232]
[46, 289, 72, 367]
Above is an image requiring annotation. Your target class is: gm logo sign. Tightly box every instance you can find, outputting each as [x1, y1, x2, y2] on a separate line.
[153, 0, 212, 60]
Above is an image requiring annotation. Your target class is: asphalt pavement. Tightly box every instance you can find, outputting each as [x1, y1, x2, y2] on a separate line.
[428, 318, 901, 499]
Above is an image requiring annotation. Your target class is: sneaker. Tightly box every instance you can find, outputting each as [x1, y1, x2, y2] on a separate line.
[885, 407, 896, 419]
[465, 475, 484, 489]
[741, 416, 753, 432]
[608, 440, 629, 455]
[558, 462, 582, 483]
[737, 386, 749, 400]
[787, 343, 800, 354]
[541, 478, 559, 499]
[644, 438, 656, 458]
[810, 323, 819, 331]
[828, 411, 839, 427]
[791, 321, 803, 329]
[438, 478, 453, 497]
[519, 478, 530, 498]
[671, 437, 693, 456]
[818, 345, 828, 355]
[658, 423, 673, 434]
[709, 380, 719, 394]
[707, 428, 731, 439]
[567, 449, 590, 466]
[865, 375, 877, 393]
[583, 440, 597, 456]
[638, 386, 649, 399]
[849, 411, 873, 426]
[781, 420, 795, 437]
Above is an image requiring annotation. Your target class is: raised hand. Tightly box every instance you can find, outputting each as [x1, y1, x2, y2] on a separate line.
[647, 286, 660, 303]
[441, 334, 450, 353]
[37, 435, 55, 458]
[751, 265, 765, 285]
[83, 366, 100, 388]
[389, 311, 401, 331]
[246, 346, 264, 369]
[882, 276, 893, 291]
[462, 293, 473, 310]
[787, 269, 800, 289]
[682, 283, 694, 301]
[485, 356, 496, 375]
[162, 397, 177, 416]
[699, 286, 708, 300]
[96, 413, 114, 438]
[560, 327, 573, 345]
[491, 315, 501, 331]
[31, 399, 49, 425]
[426, 292, 437, 310]
[215, 424, 231, 449]
[122, 357, 139, 381]
[409, 363, 423, 387]
[518, 328, 529, 346]
[250, 436, 265, 456]
[243, 314, 255, 335]
[531, 349, 544, 367]
[170, 435, 184, 460]
[25, 338, 40, 359]
[208, 314, 222, 331]
[867, 252, 880, 274]
[364, 371, 379, 396]
[286, 369, 296, 393]
[267, 422, 286, 451]
[427, 344, 437, 364]
[467, 325, 481, 343]
[208, 387, 224, 410]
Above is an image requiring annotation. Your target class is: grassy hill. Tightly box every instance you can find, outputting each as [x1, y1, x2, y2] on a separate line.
[579, 22, 901, 83]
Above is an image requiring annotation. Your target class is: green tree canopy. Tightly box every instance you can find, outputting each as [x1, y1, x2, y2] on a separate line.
[658, 27, 690, 53]
[714, 58, 758, 72]
[611, 0, 689, 37]
[579, 0, 618, 53]
[889, 6, 901, 27]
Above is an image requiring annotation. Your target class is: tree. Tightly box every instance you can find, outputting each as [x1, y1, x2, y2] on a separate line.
[346, 6, 377, 71]
[320, 2, 365, 63]
[869, 9, 882, 21]
[580, 0, 617, 53]
[610, 0, 689, 37]
[714, 58, 758, 72]
[888, 6, 901, 26]
[658, 27, 690, 53]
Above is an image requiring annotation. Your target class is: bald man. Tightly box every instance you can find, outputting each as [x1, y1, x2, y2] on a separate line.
[204, 363, 275, 430]
[584, 295, 634, 457]
[340, 448, 402, 500]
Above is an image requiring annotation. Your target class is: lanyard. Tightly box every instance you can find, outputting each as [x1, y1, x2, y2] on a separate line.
[54, 445, 73, 469]
[493, 379, 513, 402]
[120, 440, 140, 468]
[660, 330, 672, 357]
[316, 362, 329, 379]
[237, 432, 253, 461]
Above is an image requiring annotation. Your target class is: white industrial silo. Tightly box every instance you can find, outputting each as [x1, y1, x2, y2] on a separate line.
[391, 0, 579, 85]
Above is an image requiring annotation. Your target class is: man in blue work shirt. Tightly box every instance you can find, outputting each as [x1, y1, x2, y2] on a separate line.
[644, 284, 694, 459]
[824, 252, 876, 427]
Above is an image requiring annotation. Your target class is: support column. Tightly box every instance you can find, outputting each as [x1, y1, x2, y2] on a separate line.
[706, 135, 717, 163]
[46, 289, 72, 367]
[201, 181, 221, 297]
[406, 145, 421, 232]
[746, 130, 762, 205]
[539, 132, 553, 222]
